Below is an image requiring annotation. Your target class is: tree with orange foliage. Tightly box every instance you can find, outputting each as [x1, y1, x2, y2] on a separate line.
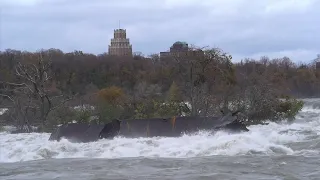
[95, 86, 128, 123]
[97, 86, 126, 105]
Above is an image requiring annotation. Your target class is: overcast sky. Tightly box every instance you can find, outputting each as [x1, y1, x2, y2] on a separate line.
[1, 0, 319, 62]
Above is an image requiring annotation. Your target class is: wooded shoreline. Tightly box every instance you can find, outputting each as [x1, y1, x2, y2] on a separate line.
[0, 47, 319, 132]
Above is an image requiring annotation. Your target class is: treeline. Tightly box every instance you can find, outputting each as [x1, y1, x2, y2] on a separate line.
[0, 48, 319, 131]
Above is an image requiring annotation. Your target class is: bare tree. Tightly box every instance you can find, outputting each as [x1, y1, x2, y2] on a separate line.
[170, 47, 235, 116]
[0, 51, 74, 131]
[0, 81, 37, 132]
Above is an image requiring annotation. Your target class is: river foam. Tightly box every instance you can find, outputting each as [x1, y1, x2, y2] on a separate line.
[1, 99, 319, 163]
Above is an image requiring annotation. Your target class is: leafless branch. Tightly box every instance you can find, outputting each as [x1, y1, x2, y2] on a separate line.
[0, 94, 15, 103]
[51, 94, 77, 111]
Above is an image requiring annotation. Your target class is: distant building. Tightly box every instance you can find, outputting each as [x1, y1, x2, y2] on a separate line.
[160, 41, 204, 59]
[108, 29, 132, 56]
[316, 54, 320, 70]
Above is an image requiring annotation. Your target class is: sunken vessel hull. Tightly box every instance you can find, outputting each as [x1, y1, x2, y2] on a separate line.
[49, 111, 249, 143]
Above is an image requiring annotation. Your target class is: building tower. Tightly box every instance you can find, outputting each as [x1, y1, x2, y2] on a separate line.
[108, 29, 133, 56]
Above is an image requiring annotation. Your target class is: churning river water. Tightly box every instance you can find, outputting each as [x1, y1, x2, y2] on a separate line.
[1, 99, 320, 180]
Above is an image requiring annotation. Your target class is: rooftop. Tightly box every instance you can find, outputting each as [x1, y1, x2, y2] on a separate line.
[173, 41, 188, 47]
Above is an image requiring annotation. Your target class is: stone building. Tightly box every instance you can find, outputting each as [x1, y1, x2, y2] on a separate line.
[160, 41, 204, 59]
[108, 29, 132, 56]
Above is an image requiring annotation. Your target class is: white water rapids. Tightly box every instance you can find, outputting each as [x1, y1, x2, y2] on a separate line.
[1, 99, 320, 163]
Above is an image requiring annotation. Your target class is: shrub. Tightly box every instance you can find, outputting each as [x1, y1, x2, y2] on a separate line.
[276, 98, 304, 121]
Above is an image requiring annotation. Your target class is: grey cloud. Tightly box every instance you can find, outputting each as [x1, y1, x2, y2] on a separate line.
[1, 0, 319, 62]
